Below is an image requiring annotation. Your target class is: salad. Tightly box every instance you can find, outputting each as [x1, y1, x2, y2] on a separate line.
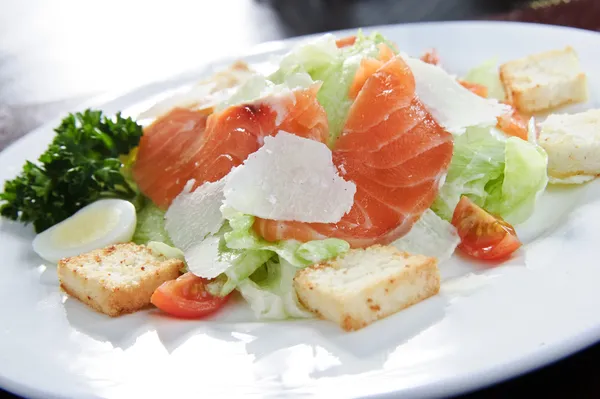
[1, 30, 592, 330]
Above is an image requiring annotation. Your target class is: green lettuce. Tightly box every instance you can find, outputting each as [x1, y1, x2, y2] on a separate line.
[132, 200, 187, 270]
[484, 137, 549, 223]
[462, 58, 506, 101]
[432, 127, 548, 225]
[201, 207, 349, 319]
[132, 200, 173, 245]
[236, 258, 314, 319]
[182, 223, 274, 296]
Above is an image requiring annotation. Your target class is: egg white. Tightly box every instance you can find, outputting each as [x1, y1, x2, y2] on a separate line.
[32, 199, 137, 263]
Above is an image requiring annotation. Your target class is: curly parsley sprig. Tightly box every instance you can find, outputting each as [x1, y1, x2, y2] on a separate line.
[0, 109, 143, 232]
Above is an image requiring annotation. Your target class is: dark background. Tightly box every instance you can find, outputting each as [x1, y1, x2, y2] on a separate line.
[1, 0, 599, 397]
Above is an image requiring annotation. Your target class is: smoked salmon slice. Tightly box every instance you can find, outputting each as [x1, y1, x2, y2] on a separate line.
[133, 86, 328, 209]
[254, 56, 454, 247]
[348, 43, 396, 99]
[133, 108, 209, 209]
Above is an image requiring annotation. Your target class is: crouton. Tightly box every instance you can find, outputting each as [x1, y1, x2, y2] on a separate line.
[294, 245, 440, 331]
[539, 109, 600, 183]
[499, 47, 588, 113]
[57, 243, 183, 317]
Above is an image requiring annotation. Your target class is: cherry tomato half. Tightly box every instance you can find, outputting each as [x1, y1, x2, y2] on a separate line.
[451, 196, 522, 261]
[151, 272, 230, 319]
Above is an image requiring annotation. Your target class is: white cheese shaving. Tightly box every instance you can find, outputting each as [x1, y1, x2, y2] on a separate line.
[185, 234, 231, 279]
[403, 56, 509, 135]
[391, 209, 460, 263]
[224, 131, 356, 223]
[165, 178, 226, 252]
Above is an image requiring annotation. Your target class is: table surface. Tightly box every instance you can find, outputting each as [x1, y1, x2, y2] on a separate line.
[1, 0, 599, 397]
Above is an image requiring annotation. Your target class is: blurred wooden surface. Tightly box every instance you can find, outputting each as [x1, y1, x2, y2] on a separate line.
[1, 0, 599, 398]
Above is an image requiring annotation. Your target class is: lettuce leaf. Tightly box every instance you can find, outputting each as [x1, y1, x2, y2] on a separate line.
[200, 207, 348, 307]
[236, 258, 314, 320]
[181, 222, 274, 295]
[133, 200, 188, 271]
[432, 127, 548, 225]
[484, 137, 549, 223]
[202, 208, 349, 318]
[432, 127, 505, 220]
[132, 200, 173, 245]
[462, 58, 506, 101]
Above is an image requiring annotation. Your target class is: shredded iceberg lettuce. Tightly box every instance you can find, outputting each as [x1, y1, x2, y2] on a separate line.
[132, 200, 187, 270]
[484, 137, 549, 223]
[462, 58, 506, 101]
[432, 127, 548, 225]
[198, 207, 349, 318]
[132, 200, 173, 245]
[236, 258, 314, 319]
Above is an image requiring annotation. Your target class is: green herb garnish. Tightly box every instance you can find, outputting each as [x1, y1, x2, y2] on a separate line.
[0, 109, 143, 232]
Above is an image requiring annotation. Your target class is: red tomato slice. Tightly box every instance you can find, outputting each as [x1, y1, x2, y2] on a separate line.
[451, 196, 522, 261]
[151, 272, 230, 319]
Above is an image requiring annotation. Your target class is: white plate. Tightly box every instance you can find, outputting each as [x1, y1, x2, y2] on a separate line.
[1, 21, 600, 399]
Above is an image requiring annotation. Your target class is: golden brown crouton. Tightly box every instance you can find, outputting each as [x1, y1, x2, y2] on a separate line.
[58, 243, 182, 317]
[499, 46, 588, 113]
[294, 245, 440, 331]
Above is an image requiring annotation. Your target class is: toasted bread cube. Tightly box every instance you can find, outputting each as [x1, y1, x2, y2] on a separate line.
[539, 109, 600, 183]
[294, 245, 440, 331]
[58, 243, 183, 317]
[499, 47, 588, 113]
